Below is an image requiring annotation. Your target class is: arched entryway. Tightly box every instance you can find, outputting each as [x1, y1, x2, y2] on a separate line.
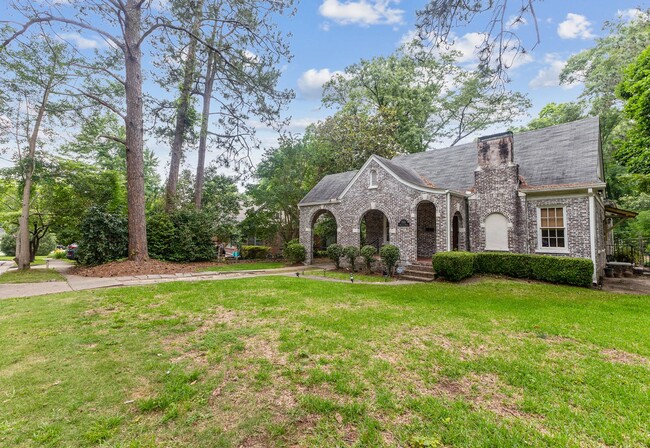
[417, 201, 436, 258]
[452, 211, 462, 251]
[311, 210, 337, 256]
[360, 209, 389, 251]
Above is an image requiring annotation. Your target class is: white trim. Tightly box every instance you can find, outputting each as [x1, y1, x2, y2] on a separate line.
[536, 205, 568, 251]
[338, 155, 454, 199]
[522, 183, 606, 194]
[589, 190, 598, 284]
[526, 193, 589, 201]
[446, 191, 451, 251]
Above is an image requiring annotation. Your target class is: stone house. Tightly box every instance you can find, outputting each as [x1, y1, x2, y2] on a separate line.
[298, 117, 614, 283]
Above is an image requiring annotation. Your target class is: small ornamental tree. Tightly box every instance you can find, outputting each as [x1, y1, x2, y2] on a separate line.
[327, 243, 344, 269]
[380, 244, 400, 276]
[360, 245, 377, 272]
[344, 245, 360, 271]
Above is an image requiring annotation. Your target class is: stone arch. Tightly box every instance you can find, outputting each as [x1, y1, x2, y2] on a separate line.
[359, 209, 390, 251]
[311, 209, 337, 256]
[416, 200, 437, 258]
[485, 212, 509, 251]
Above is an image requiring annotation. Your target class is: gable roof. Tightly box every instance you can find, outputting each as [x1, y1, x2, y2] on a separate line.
[299, 117, 603, 205]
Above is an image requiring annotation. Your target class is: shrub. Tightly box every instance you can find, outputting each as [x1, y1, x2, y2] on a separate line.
[432, 251, 476, 282]
[147, 210, 218, 262]
[36, 233, 57, 256]
[473, 252, 593, 286]
[77, 207, 128, 265]
[241, 246, 271, 260]
[360, 245, 377, 272]
[0, 233, 16, 257]
[314, 249, 328, 258]
[49, 248, 67, 259]
[343, 245, 360, 271]
[527, 255, 593, 287]
[474, 252, 531, 278]
[380, 244, 400, 276]
[284, 243, 306, 264]
[326, 243, 344, 269]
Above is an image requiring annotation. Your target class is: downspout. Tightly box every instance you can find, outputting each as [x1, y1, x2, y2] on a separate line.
[588, 188, 598, 284]
[520, 191, 529, 253]
[446, 191, 451, 252]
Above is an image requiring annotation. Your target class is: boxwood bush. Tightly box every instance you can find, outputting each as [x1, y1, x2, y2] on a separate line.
[432, 251, 476, 282]
[326, 243, 343, 269]
[432, 251, 594, 287]
[284, 243, 306, 264]
[241, 245, 271, 260]
[379, 244, 400, 276]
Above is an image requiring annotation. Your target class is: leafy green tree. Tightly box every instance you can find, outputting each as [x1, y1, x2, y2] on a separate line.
[615, 46, 650, 174]
[0, 36, 73, 268]
[323, 42, 530, 149]
[246, 138, 320, 244]
[516, 102, 585, 132]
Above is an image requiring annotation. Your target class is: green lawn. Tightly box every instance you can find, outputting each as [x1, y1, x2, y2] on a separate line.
[0, 268, 65, 284]
[0, 277, 649, 447]
[200, 261, 286, 272]
[310, 270, 393, 282]
[0, 256, 51, 266]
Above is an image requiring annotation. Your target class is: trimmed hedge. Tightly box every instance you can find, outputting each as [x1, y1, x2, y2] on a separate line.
[326, 244, 344, 269]
[432, 251, 594, 287]
[241, 245, 271, 260]
[432, 251, 476, 282]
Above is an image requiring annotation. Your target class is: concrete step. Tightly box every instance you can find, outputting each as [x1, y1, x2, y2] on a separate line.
[405, 264, 434, 273]
[401, 274, 435, 282]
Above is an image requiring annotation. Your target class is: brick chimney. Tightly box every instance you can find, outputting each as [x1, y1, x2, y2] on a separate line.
[477, 131, 514, 169]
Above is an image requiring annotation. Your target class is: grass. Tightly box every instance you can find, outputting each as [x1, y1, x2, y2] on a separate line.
[0, 255, 55, 266]
[311, 270, 393, 282]
[0, 277, 649, 447]
[200, 261, 286, 272]
[0, 268, 65, 284]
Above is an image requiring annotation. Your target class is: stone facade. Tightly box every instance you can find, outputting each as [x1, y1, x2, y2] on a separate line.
[299, 128, 607, 283]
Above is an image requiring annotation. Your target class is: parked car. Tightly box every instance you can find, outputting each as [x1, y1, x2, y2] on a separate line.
[66, 243, 78, 260]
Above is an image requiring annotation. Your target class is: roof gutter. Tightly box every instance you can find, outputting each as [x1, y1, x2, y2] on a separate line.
[521, 183, 606, 194]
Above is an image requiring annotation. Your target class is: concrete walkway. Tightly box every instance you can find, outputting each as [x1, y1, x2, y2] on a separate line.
[0, 261, 347, 300]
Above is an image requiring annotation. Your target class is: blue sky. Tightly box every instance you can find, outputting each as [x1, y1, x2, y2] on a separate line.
[1, 0, 648, 177]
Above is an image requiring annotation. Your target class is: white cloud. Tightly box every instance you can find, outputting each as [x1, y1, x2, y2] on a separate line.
[319, 22, 331, 32]
[617, 8, 648, 21]
[507, 14, 528, 30]
[529, 54, 580, 89]
[557, 13, 595, 40]
[298, 68, 342, 99]
[59, 32, 102, 49]
[319, 0, 404, 27]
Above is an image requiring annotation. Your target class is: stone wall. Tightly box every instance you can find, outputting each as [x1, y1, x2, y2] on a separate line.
[299, 158, 450, 264]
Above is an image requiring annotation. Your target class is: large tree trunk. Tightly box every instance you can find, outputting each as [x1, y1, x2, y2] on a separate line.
[16, 78, 52, 270]
[124, 0, 149, 261]
[166, 0, 204, 211]
[194, 48, 217, 209]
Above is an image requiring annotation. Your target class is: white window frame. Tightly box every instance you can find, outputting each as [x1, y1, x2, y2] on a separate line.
[368, 169, 378, 189]
[536, 206, 569, 253]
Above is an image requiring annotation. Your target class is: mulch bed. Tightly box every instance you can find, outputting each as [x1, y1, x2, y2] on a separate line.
[71, 260, 228, 278]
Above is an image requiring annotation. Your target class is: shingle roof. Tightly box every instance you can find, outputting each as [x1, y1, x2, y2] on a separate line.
[299, 170, 357, 205]
[299, 117, 602, 204]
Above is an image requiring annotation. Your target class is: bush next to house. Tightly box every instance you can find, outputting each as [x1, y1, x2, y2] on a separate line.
[284, 243, 306, 264]
[432, 251, 594, 287]
[76, 207, 128, 265]
[0, 233, 16, 257]
[432, 251, 476, 282]
[380, 244, 400, 276]
[360, 245, 377, 272]
[344, 245, 360, 271]
[327, 243, 344, 269]
[241, 246, 271, 260]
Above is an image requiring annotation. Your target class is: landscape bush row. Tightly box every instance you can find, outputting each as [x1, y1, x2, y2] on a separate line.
[432, 251, 594, 287]
[326, 243, 400, 275]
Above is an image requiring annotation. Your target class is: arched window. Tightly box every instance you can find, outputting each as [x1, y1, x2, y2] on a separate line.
[485, 213, 509, 251]
[369, 169, 378, 188]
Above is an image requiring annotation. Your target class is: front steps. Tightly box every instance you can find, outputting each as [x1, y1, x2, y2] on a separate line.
[401, 262, 435, 282]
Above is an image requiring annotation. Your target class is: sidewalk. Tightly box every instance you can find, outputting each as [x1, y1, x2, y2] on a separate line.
[0, 261, 338, 300]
